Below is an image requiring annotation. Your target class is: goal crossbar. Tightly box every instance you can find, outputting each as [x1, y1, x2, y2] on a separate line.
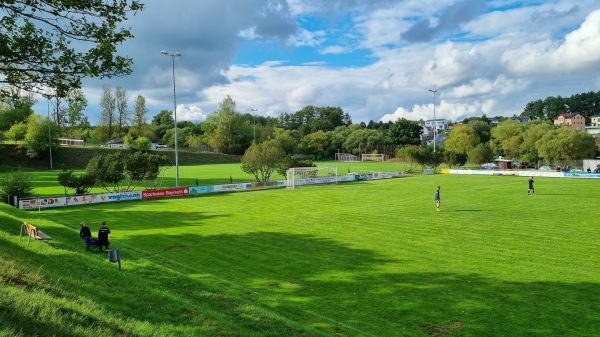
[361, 154, 385, 162]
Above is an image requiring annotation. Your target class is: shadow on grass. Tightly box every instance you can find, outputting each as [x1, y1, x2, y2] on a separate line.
[3, 208, 598, 336]
[113, 231, 600, 337]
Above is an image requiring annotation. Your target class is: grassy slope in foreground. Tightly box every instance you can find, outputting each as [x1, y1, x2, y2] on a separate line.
[0, 203, 329, 337]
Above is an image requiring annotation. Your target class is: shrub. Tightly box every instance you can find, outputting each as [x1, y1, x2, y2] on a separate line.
[0, 169, 35, 205]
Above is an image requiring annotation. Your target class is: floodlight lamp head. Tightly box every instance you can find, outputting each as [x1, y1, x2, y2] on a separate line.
[429, 89, 437, 93]
[160, 50, 168, 55]
[174, 52, 181, 57]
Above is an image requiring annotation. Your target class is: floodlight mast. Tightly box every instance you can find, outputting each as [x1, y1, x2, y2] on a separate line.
[251, 108, 258, 143]
[161, 50, 181, 187]
[429, 89, 437, 153]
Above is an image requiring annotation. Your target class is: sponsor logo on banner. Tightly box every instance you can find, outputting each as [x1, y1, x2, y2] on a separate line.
[213, 183, 252, 192]
[190, 186, 214, 194]
[104, 192, 141, 201]
[142, 187, 189, 199]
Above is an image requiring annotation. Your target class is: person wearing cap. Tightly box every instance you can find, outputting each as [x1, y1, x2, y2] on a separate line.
[98, 221, 111, 253]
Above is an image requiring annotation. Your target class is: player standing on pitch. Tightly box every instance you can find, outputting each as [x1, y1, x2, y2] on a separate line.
[527, 176, 536, 195]
[435, 186, 441, 211]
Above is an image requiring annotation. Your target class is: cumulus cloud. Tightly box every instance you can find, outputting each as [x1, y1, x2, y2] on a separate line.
[502, 8, 600, 75]
[416, 42, 481, 88]
[401, 0, 487, 42]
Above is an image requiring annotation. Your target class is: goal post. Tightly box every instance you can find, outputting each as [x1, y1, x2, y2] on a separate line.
[361, 154, 385, 162]
[286, 166, 338, 189]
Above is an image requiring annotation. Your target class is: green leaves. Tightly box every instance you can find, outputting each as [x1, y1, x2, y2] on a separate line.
[0, 0, 144, 91]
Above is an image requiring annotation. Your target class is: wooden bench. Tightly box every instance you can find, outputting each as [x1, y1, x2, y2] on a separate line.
[20, 222, 53, 246]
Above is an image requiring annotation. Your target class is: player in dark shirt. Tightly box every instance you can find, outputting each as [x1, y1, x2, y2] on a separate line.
[435, 186, 441, 212]
[98, 221, 111, 253]
[528, 176, 535, 195]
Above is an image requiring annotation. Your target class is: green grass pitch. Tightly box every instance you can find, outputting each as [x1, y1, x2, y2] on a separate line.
[2, 172, 599, 336]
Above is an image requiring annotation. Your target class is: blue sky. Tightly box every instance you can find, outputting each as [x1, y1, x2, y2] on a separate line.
[35, 0, 600, 125]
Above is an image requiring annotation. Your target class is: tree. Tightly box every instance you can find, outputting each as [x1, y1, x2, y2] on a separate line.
[5, 122, 27, 144]
[115, 86, 129, 137]
[443, 150, 468, 168]
[66, 89, 88, 137]
[343, 129, 384, 155]
[57, 169, 95, 195]
[23, 113, 59, 159]
[468, 143, 494, 165]
[387, 118, 422, 145]
[537, 127, 596, 161]
[0, 1, 144, 93]
[300, 130, 332, 159]
[132, 95, 148, 137]
[151, 109, 174, 142]
[241, 140, 286, 182]
[272, 128, 299, 155]
[444, 125, 479, 155]
[519, 120, 552, 164]
[202, 96, 248, 154]
[405, 145, 436, 170]
[396, 145, 419, 172]
[465, 119, 492, 143]
[0, 90, 34, 131]
[491, 120, 523, 158]
[123, 152, 170, 191]
[0, 169, 35, 206]
[86, 152, 126, 193]
[99, 84, 116, 141]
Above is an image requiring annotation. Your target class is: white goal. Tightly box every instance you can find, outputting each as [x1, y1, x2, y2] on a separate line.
[286, 166, 338, 189]
[335, 153, 359, 162]
[361, 154, 385, 162]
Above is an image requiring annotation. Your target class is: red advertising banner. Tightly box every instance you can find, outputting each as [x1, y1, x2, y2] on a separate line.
[141, 187, 189, 199]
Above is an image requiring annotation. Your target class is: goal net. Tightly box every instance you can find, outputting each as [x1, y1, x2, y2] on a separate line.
[361, 154, 385, 162]
[286, 166, 338, 189]
[335, 153, 359, 162]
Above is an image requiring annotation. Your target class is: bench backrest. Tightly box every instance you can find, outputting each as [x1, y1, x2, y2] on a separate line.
[23, 222, 38, 237]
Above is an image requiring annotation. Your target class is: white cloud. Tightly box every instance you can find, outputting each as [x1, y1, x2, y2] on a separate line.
[177, 105, 208, 122]
[502, 9, 600, 75]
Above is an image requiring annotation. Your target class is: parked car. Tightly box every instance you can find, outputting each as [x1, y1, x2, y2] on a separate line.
[481, 163, 499, 169]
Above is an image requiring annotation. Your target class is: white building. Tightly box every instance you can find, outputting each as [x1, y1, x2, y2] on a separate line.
[424, 119, 448, 132]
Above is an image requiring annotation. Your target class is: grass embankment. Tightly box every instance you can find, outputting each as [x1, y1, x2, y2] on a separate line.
[0, 144, 241, 171]
[0, 202, 326, 337]
[1, 173, 599, 336]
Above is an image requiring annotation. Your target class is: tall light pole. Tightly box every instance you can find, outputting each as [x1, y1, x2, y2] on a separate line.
[251, 108, 258, 143]
[161, 50, 181, 187]
[429, 89, 437, 153]
[47, 96, 53, 169]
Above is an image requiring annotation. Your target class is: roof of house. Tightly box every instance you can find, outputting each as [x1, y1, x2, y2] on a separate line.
[554, 112, 583, 120]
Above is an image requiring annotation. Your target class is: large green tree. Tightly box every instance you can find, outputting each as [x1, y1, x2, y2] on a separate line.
[241, 140, 286, 182]
[65, 89, 88, 137]
[132, 95, 148, 137]
[202, 96, 248, 154]
[0, 0, 144, 93]
[387, 118, 422, 146]
[491, 120, 523, 158]
[444, 125, 479, 155]
[23, 113, 59, 159]
[536, 127, 596, 161]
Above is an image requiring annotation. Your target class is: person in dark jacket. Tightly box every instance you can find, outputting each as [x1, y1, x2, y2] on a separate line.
[79, 222, 92, 240]
[98, 221, 111, 253]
